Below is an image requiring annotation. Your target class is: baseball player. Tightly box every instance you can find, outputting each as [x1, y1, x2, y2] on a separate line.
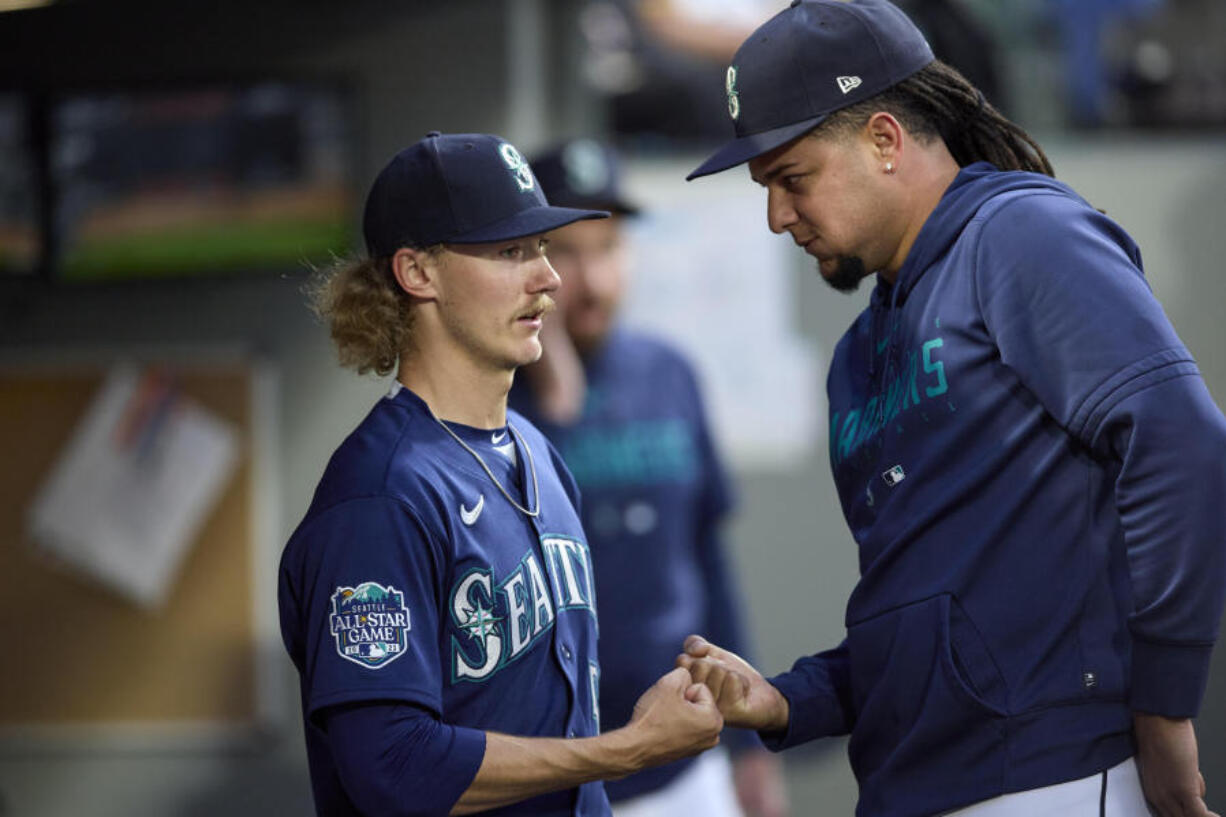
[676, 2, 1226, 816]
[278, 131, 723, 817]
[509, 139, 789, 817]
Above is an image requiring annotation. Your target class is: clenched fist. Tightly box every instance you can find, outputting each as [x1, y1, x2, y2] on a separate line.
[625, 666, 725, 767]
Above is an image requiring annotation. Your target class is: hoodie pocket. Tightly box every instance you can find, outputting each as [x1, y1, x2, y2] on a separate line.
[847, 594, 1008, 812]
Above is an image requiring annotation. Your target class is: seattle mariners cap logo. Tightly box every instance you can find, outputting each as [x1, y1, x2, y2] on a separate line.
[561, 139, 611, 196]
[329, 581, 411, 669]
[528, 138, 641, 216]
[499, 142, 535, 192]
[726, 65, 741, 120]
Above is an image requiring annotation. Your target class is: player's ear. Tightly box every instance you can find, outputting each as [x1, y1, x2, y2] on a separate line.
[865, 111, 903, 168]
[391, 246, 443, 299]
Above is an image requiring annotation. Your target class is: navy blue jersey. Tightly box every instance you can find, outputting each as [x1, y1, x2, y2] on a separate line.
[279, 383, 609, 817]
[511, 329, 755, 800]
[764, 163, 1226, 817]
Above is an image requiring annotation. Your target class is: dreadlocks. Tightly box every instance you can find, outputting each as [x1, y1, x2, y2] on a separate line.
[818, 60, 1054, 177]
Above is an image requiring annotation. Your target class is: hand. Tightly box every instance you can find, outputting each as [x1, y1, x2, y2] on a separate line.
[1133, 713, 1220, 817]
[676, 635, 789, 732]
[733, 748, 790, 817]
[624, 666, 724, 768]
[520, 301, 586, 424]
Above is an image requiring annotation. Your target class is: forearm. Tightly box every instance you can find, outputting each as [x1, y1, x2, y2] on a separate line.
[453, 727, 643, 814]
[638, 0, 754, 62]
[328, 704, 640, 817]
[1131, 712, 1213, 817]
[1100, 377, 1226, 715]
[457, 667, 724, 813]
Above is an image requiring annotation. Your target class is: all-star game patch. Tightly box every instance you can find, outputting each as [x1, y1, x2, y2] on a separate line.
[330, 582, 411, 669]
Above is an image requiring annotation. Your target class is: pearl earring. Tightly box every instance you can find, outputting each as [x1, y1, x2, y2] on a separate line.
[884, 162, 895, 174]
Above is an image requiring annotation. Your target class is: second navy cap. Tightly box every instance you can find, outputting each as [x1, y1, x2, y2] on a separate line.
[529, 139, 640, 216]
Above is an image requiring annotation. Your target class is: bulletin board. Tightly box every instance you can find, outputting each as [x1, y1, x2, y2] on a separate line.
[0, 356, 280, 751]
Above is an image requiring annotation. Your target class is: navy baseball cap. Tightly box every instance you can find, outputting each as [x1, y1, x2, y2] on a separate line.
[529, 139, 640, 217]
[362, 132, 609, 256]
[687, 0, 934, 180]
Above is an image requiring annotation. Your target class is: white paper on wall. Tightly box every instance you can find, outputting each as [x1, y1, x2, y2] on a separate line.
[27, 364, 240, 608]
[622, 158, 823, 470]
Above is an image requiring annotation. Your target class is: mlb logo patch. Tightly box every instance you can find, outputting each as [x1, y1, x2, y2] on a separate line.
[330, 582, 411, 669]
[882, 465, 906, 487]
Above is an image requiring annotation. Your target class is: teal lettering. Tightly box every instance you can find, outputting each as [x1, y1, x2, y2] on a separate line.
[562, 421, 695, 487]
[542, 537, 596, 612]
[451, 570, 503, 682]
[832, 337, 955, 468]
[524, 554, 555, 635]
[900, 352, 920, 410]
[923, 338, 948, 397]
[829, 411, 842, 465]
[838, 410, 860, 461]
[502, 572, 532, 656]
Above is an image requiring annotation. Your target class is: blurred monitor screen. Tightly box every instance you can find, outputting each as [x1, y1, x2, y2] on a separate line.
[52, 82, 354, 281]
[0, 94, 41, 277]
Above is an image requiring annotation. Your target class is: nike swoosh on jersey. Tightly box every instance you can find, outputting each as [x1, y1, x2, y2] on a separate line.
[491, 430, 507, 444]
[460, 494, 485, 526]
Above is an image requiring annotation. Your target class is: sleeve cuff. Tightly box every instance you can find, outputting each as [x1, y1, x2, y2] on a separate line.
[440, 724, 487, 806]
[1129, 638, 1215, 717]
[757, 672, 848, 752]
[723, 725, 765, 754]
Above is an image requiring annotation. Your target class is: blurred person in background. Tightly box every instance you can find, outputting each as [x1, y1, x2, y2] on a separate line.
[678, 1, 1226, 816]
[1047, 0, 1166, 128]
[581, 0, 1005, 145]
[594, 0, 780, 144]
[893, 0, 1003, 107]
[511, 138, 790, 817]
[279, 131, 724, 817]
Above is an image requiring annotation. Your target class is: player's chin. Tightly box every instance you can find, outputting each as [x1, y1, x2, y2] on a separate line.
[818, 255, 868, 294]
[512, 337, 545, 367]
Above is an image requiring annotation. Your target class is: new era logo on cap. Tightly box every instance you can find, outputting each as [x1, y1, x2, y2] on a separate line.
[837, 75, 863, 94]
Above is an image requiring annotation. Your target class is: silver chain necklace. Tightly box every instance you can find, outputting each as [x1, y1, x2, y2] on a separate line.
[428, 409, 541, 518]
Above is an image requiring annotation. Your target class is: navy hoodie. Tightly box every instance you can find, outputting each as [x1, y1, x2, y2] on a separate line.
[763, 163, 1226, 816]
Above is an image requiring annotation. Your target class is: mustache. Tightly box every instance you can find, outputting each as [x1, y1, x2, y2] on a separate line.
[519, 297, 556, 319]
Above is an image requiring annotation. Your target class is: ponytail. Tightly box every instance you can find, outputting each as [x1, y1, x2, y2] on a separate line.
[820, 60, 1054, 177]
[306, 256, 411, 376]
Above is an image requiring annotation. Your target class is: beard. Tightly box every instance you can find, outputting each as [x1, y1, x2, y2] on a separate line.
[821, 255, 869, 293]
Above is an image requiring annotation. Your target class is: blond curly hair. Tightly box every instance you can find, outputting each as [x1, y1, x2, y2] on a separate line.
[306, 248, 442, 376]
